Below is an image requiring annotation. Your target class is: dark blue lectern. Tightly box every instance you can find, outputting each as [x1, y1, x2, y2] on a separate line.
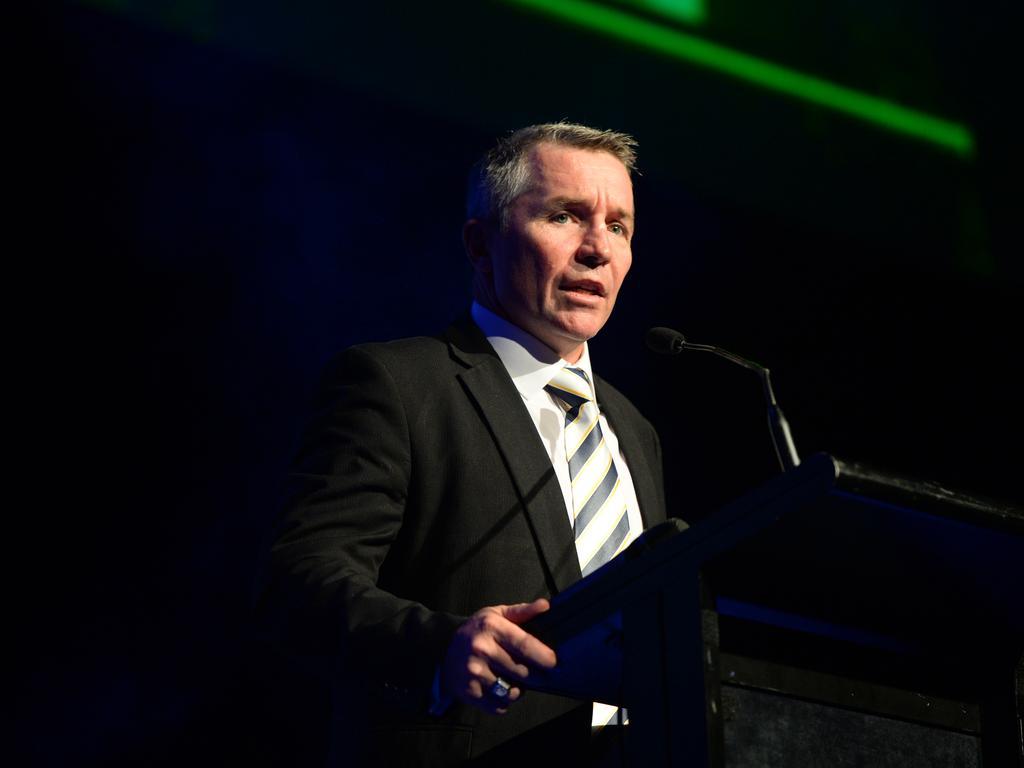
[525, 453, 1024, 767]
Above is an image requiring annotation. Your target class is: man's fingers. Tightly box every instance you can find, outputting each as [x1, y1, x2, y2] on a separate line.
[501, 597, 550, 625]
[475, 640, 529, 681]
[484, 609, 556, 670]
[496, 599, 556, 669]
[442, 600, 557, 716]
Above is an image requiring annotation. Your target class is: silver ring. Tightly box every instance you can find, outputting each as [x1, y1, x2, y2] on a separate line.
[489, 677, 511, 699]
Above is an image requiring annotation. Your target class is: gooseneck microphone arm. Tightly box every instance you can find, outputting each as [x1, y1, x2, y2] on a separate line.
[646, 326, 800, 472]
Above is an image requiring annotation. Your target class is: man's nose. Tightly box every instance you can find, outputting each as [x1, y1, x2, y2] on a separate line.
[576, 224, 611, 267]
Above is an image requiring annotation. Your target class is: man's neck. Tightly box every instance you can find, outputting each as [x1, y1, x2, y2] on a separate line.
[471, 300, 585, 364]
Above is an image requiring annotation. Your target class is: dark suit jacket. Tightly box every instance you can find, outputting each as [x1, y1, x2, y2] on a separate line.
[262, 317, 667, 766]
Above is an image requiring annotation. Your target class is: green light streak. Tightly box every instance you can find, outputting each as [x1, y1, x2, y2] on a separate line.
[625, 0, 707, 25]
[503, 0, 974, 158]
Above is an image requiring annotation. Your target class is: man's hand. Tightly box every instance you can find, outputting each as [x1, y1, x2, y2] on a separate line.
[440, 598, 556, 715]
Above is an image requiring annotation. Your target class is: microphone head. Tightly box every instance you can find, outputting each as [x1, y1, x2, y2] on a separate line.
[646, 326, 686, 355]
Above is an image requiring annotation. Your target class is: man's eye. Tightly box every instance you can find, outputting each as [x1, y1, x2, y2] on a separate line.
[609, 223, 625, 236]
[552, 213, 571, 224]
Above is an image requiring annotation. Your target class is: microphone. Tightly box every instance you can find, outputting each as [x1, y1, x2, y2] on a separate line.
[646, 327, 800, 472]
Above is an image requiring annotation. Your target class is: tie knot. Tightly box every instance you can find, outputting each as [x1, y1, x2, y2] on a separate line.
[545, 366, 593, 411]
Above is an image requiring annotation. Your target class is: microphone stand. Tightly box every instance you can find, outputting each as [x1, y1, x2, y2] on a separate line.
[647, 329, 800, 473]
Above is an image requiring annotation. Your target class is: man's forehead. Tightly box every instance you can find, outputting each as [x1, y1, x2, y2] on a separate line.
[521, 143, 634, 206]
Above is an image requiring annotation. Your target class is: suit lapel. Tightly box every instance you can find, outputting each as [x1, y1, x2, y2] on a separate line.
[597, 385, 666, 528]
[446, 320, 582, 594]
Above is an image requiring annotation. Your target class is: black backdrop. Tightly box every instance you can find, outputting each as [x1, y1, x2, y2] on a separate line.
[23, 2, 1021, 765]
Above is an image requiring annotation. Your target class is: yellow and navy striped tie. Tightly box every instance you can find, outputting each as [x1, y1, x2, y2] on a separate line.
[545, 365, 635, 577]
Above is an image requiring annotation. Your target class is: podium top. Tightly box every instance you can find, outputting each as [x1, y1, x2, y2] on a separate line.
[527, 454, 1024, 672]
[832, 456, 1023, 535]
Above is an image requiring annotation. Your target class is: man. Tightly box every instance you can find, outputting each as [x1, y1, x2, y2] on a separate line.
[262, 123, 667, 765]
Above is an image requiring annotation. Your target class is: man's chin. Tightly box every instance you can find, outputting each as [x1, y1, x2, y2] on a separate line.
[544, 319, 607, 357]
[557, 311, 607, 337]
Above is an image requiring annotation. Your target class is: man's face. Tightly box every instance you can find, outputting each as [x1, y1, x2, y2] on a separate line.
[483, 143, 634, 362]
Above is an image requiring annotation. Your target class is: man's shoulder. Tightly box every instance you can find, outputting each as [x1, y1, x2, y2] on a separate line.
[321, 334, 451, 390]
[350, 334, 450, 365]
[322, 318, 493, 387]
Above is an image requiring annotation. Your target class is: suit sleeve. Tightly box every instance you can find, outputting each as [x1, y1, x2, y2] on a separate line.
[258, 345, 464, 700]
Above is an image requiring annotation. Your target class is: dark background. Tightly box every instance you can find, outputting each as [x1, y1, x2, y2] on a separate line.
[25, 1, 1020, 764]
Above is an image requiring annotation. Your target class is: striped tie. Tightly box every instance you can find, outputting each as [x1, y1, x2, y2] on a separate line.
[545, 366, 635, 577]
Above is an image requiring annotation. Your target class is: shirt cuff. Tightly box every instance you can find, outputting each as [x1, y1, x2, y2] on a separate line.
[427, 664, 453, 716]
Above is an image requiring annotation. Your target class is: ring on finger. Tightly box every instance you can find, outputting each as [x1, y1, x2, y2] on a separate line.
[489, 676, 511, 699]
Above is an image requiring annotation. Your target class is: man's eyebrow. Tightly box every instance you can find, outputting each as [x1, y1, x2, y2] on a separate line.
[542, 196, 635, 221]
[542, 195, 585, 210]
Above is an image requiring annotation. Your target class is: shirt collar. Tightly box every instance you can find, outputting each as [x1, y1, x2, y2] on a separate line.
[471, 301, 596, 402]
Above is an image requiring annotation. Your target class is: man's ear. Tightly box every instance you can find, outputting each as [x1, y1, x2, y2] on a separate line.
[462, 219, 491, 273]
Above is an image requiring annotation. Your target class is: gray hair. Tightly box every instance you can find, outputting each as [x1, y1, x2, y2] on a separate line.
[466, 122, 638, 229]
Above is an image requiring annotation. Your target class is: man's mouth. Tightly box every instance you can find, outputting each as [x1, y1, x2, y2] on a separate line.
[560, 280, 605, 297]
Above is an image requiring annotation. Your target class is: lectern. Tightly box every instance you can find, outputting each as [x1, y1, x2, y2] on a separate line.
[525, 453, 1024, 767]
